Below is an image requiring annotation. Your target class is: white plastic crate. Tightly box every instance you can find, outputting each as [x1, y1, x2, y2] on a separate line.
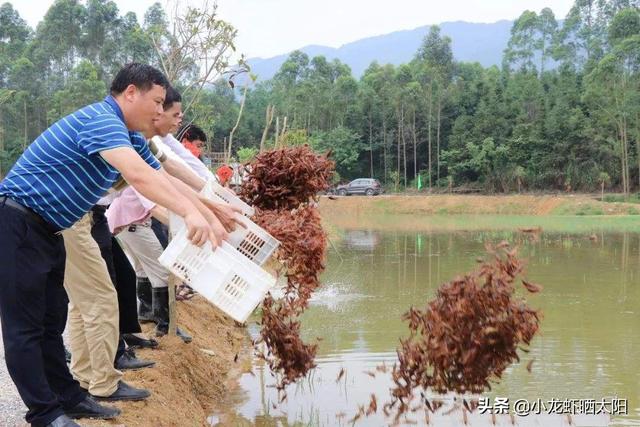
[225, 215, 279, 266]
[202, 178, 254, 218]
[168, 212, 279, 266]
[169, 176, 254, 244]
[158, 228, 276, 323]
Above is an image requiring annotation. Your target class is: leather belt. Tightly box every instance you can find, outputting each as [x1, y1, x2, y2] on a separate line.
[0, 196, 62, 234]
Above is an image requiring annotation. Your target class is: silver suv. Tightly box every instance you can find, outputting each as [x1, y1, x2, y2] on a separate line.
[335, 178, 383, 196]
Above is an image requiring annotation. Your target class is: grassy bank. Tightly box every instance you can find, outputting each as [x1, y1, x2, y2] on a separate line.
[320, 194, 640, 216]
[319, 194, 640, 233]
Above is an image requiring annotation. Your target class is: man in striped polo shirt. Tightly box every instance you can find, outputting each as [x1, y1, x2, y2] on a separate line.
[0, 63, 229, 427]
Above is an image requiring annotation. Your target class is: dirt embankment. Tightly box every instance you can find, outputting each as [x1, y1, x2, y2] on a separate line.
[85, 297, 249, 427]
[318, 194, 640, 216]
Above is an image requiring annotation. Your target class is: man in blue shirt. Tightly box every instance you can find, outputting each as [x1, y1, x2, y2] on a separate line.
[0, 63, 230, 427]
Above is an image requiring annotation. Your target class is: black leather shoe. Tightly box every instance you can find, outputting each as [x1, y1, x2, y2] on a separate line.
[115, 348, 155, 370]
[122, 333, 159, 349]
[64, 395, 120, 419]
[46, 414, 81, 427]
[92, 380, 151, 402]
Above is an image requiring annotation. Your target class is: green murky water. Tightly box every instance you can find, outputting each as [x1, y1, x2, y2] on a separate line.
[212, 218, 640, 426]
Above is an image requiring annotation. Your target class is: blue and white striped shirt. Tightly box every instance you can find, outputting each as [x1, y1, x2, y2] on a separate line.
[0, 96, 161, 229]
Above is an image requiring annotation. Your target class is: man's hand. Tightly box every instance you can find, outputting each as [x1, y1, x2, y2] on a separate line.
[199, 198, 246, 233]
[183, 210, 218, 247]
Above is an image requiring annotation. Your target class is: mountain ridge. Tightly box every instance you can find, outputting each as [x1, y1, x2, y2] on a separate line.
[245, 20, 514, 81]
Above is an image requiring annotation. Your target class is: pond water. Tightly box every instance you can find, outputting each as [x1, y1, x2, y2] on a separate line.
[212, 220, 640, 426]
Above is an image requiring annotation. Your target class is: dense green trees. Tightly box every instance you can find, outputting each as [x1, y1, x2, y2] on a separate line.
[1, 0, 639, 194]
[0, 0, 164, 174]
[245, 1, 640, 193]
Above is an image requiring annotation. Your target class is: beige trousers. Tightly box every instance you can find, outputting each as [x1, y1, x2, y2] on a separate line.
[62, 213, 122, 396]
[117, 223, 169, 289]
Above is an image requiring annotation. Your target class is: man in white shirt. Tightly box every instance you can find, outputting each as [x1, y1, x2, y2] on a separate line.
[109, 87, 236, 343]
[160, 125, 212, 180]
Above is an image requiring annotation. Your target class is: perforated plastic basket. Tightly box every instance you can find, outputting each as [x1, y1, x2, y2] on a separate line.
[225, 215, 279, 266]
[170, 177, 253, 229]
[202, 178, 254, 218]
[168, 212, 279, 266]
[158, 228, 276, 323]
[169, 178, 279, 266]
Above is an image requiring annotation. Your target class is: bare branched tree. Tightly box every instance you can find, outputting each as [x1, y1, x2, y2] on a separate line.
[149, 0, 245, 115]
[226, 76, 254, 162]
[148, 1, 247, 334]
[259, 105, 275, 153]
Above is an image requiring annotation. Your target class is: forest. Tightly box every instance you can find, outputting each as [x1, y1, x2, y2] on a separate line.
[1, 0, 639, 193]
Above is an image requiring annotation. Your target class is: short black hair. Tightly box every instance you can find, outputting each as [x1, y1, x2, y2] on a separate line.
[110, 63, 170, 95]
[177, 124, 207, 143]
[163, 86, 182, 110]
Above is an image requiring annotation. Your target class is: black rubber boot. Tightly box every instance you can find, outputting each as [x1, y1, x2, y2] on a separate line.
[137, 277, 154, 323]
[152, 287, 192, 344]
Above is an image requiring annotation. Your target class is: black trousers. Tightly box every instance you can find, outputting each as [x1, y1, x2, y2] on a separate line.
[0, 202, 85, 426]
[90, 206, 140, 360]
[151, 217, 169, 249]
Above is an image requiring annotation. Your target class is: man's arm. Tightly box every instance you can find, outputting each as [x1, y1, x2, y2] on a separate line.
[151, 206, 170, 225]
[162, 157, 206, 191]
[162, 170, 244, 234]
[100, 147, 219, 246]
[150, 137, 206, 191]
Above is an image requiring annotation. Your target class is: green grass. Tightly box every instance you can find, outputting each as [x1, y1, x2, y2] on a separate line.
[602, 193, 640, 204]
[627, 206, 640, 215]
[439, 215, 639, 233]
[373, 198, 391, 211]
[326, 213, 640, 234]
[497, 202, 528, 214]
[432, 204, 471, 214]
[552, 202, 605, 216]
[575, 205, 605, 215]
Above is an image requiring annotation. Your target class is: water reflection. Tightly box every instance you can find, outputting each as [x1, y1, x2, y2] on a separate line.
[343, 230, 382, 251]
[213, 229, 640, 426]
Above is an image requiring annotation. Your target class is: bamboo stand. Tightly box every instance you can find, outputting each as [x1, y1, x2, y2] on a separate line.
[168, 225, 177, 336]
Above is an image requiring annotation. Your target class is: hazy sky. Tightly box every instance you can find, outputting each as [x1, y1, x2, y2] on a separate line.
[14, 0, 576, 58]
